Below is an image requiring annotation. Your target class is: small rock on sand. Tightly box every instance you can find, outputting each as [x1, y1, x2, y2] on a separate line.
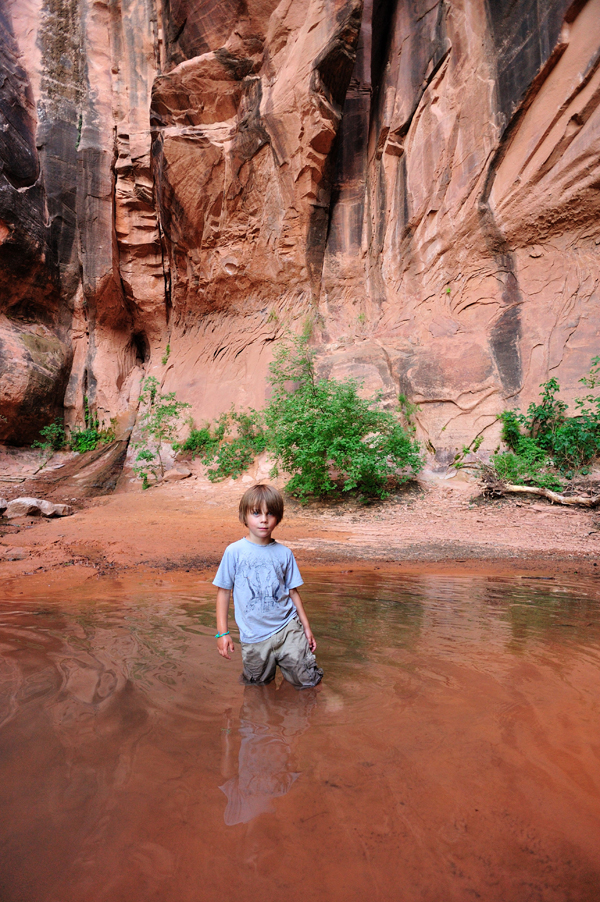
[0, 547, 28, 561]
[163, 466, 192, 482]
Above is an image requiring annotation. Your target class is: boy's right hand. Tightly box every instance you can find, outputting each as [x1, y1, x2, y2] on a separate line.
[217, 635, 235, 660]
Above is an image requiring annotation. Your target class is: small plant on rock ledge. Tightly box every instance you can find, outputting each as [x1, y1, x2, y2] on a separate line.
[33, 419, 67, 453]
[32, 398, 116, 457]
[69, 396, 116, 453]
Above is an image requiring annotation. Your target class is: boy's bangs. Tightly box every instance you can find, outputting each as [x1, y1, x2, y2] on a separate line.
[239, 484, 284, 524]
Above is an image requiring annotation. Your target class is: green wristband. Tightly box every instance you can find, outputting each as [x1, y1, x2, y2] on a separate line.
[215, 631, 230, 639]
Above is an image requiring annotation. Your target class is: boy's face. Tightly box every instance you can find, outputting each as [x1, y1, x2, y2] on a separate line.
[246, 505, 278, 545]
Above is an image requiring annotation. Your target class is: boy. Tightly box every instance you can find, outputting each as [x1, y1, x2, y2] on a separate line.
[213, 484, 323, 689]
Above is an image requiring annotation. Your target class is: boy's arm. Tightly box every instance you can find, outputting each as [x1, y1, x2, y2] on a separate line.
[289, 588, 316, 652]
[216, 587, 235, 659]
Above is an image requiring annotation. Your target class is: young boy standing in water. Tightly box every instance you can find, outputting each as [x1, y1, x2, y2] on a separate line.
[213, 484, 323, 688]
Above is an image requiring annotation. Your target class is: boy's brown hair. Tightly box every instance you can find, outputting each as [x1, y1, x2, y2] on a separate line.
[239, 484, 284, 525]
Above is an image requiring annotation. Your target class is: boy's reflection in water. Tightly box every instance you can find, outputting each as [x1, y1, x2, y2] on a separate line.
[220, 680, 319, 825]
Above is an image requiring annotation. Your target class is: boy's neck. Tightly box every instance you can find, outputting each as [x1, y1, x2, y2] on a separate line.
[246, 533, 275, 546]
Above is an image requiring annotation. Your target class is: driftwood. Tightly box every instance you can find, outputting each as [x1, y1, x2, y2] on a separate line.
[491, 483, 600, 507]
[478, 465, 600, 508]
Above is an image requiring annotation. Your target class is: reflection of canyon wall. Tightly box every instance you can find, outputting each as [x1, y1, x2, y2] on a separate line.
[0, 0, 599, 449]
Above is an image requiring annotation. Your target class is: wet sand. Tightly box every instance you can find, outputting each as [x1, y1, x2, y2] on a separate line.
[0, 473, 599, 586]
[1, 571, 600, 901]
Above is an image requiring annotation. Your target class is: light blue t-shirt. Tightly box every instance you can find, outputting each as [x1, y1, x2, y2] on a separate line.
[213, 538, 303, 644]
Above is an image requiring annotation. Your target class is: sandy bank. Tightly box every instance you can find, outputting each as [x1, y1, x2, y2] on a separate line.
[1, 469, 599, 594]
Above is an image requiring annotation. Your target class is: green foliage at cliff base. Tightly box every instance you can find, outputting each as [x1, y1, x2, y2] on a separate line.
[491, 357, 600, 490]
[176, 334, 423, 499]
[33, 397, 115, 455]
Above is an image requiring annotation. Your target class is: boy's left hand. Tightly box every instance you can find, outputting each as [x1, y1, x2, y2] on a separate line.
[304, 628, 317, 653]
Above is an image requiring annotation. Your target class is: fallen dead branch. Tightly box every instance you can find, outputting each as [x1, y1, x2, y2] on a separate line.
[491, 483, 600, 507]
[478, 465, 600, 508]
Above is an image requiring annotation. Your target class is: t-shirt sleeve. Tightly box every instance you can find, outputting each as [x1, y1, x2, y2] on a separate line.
[286, 551, 303, 590]
[213, 546, 236, 590]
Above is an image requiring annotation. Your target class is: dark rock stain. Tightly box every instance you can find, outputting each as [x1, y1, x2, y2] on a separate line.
[484, 0, 572, 130]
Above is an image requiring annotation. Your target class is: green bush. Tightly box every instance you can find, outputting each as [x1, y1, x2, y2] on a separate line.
[33, 397, 116, 455]
[33, 419, 67, 452]
[492, 357, 600, 488]
[68, 397, 116, 452]
[207, 410, 266, 482]
[264, 333, 423, 499]
[176, 410, 266, 482]
[175, 334, 423, 498]
[177, 426, 218, 459]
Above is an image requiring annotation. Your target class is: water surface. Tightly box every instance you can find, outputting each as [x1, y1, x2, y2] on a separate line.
[1, 571, 600, 901]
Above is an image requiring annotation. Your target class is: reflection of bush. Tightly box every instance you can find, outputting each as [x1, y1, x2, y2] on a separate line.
[497, 584, 600, 652]
[305, 577, 425, 669]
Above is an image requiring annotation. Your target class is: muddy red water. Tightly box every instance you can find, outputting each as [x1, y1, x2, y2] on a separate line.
[1, 570, 600, 902]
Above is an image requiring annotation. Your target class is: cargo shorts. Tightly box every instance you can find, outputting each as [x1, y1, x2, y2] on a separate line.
[241, 617, 323, 689]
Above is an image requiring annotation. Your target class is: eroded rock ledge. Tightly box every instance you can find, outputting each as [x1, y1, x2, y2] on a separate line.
[0, 0, 598, 454]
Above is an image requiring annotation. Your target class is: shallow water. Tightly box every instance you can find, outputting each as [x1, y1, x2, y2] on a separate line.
[1, 571, 600, 902]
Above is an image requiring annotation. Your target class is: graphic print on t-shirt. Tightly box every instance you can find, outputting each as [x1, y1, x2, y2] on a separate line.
[238, 554, 286, 613]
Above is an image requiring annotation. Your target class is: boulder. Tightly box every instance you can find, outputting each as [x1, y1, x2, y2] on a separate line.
[4, 497, 72, 518]
[39, 500, 73, 517]
[4, 497, 43, 518]
[0, 498, 7, 513]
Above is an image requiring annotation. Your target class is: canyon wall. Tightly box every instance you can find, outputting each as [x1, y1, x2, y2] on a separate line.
[0, 0, 598, 453]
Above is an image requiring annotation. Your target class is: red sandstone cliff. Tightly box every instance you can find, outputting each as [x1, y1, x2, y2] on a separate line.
[0, 0, 598, 456]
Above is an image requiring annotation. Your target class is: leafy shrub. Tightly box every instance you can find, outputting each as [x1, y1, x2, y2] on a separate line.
[174, 334, 422, 498]
[33, 419, 67, 452]
[492, 444, 562, 491]
[264, 333, 423, 499]
[69, 397, 116, 452]
[32, 398, 116, 455]
[175, 410, 266, 482]
[491, 357, 600, 488]
[135, 377, 190, 488]
[177, 426, 218, 459]
[206, 410, 266, 482]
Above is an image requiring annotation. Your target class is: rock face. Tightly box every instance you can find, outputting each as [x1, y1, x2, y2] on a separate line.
[0, 0, 599, 452]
